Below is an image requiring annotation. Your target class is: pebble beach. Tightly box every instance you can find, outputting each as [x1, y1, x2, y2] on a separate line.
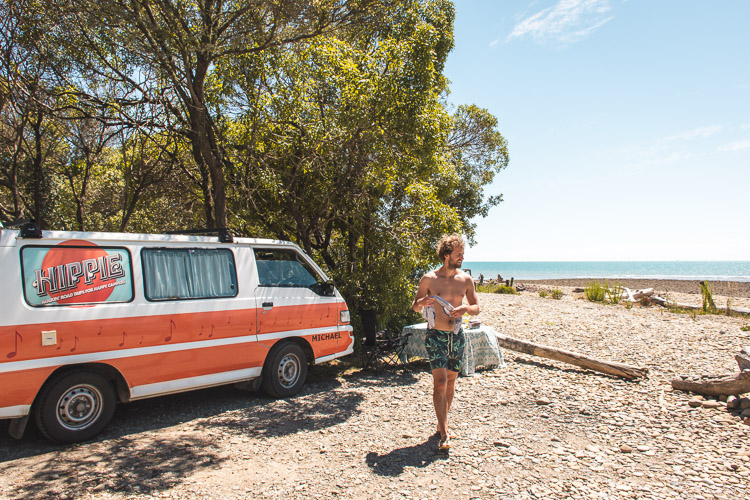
[2, 281, 750, 499]
[521, 278, 750, 300]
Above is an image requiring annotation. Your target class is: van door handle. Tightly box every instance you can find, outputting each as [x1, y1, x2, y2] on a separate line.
[262, 302, 274, 311]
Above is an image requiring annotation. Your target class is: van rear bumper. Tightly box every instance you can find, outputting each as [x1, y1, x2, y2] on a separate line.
[314, 325, 354, 364]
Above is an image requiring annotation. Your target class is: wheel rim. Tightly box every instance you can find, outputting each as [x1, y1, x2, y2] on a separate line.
[277, 353, 301, 388]
[55, 383, 104, 430]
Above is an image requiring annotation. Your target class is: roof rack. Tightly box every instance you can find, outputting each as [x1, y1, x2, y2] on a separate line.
[165, 227, 233, 243]
[4, 219, 43, 238]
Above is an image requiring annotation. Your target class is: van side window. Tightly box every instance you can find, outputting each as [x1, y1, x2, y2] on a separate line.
[255, 249, 323, 288]
[142, 248, 238, 301]
[21, 245, 133, 307]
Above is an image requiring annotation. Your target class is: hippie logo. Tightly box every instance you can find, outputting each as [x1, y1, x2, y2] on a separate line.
[27, 241, 130, 306]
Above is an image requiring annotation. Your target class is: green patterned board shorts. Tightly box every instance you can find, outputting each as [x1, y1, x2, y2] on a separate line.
[425, 328, 466, 372]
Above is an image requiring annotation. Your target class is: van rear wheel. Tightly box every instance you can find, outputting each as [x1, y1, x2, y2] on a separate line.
[262, 342, 307, 398]
[35, 370, 116, 443]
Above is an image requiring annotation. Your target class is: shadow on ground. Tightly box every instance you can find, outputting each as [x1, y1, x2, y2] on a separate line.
[0, 362, 425, 498]
[365, 434, 447, 476]
[6, 433, 226, 499]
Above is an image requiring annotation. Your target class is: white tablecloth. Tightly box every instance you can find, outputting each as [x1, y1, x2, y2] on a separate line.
[402, 323, 505, 376]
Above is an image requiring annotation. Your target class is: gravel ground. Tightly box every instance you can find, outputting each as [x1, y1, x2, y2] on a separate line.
[2, 287, 750, 499]
[519, 279, 750, 301]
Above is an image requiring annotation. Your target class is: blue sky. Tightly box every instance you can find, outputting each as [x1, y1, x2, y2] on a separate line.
[446, 0, 750, 261]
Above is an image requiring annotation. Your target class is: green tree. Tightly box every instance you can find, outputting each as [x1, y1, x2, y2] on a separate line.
[227, 0, 508, 325]
[0, 0, 66, 227]
[26, 0, 394, 228]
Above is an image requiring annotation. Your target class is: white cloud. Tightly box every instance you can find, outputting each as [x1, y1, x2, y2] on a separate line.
[489, 39, 500, 48]
[662, 125, 723, 142]
[506, 0, 616, 46]
[718, 139, 750, 152]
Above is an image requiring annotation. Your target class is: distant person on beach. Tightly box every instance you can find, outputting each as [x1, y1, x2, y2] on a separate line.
[412, 233, 480, 451]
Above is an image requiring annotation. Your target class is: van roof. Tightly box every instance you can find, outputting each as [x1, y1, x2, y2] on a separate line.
[0, 229, 297, 248]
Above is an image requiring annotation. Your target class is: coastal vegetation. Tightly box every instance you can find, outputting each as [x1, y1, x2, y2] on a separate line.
[584, 281, 607, 302]
[700, 281, 717, 313]
[0, 0, 508, 325]
[605, 281, 624, 305]
[476, 283, 517, 294]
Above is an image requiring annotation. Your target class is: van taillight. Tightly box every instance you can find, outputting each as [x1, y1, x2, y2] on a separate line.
[340, 310, 350, 324]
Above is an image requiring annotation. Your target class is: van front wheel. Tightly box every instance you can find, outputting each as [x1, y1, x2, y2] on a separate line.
[262, 342, 307, 398]
[35, 370, 116, 443]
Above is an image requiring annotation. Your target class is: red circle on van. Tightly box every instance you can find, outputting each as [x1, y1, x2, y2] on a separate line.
[41, 240, 114, 304]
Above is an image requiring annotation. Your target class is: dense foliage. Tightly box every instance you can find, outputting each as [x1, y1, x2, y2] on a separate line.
[1, 0, 509, 329]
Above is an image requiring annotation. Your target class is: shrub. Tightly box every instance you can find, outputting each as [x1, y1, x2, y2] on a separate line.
[699, 281, 717, 313]
[538, 290, 548, 298]
[606, 281, 624, 305]
[551, 288, 563, 300]
[584, 281, 607, 302]
[741, 325, 750, 332]
[476, 283, 518, 294]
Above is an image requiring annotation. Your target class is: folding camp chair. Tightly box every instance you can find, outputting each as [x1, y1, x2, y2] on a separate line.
[360, 310, 411, 371]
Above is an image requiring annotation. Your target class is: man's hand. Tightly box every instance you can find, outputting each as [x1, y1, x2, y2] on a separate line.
[450, 305, 469, 318]
[417, 296, 436, 308]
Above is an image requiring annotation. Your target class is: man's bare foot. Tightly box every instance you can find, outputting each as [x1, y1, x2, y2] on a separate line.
[438, 435, 451, 451]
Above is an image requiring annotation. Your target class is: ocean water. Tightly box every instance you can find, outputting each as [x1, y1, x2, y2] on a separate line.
[461, 261, 750, 282]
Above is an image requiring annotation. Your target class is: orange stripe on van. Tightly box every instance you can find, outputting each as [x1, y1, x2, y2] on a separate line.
[108, 342, 268, 389]
[0, 367, 55, 408]
[0, 303, 343, 364]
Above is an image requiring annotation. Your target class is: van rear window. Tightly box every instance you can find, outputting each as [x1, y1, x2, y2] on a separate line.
[142, 248, 237, 301]
[21, 243, 133, 307]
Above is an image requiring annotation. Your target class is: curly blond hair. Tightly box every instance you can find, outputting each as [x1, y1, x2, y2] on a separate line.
[437, 233, 464, 260]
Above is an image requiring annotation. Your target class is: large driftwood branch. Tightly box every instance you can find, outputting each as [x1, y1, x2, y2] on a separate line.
[671, 371, 750, 397]
[571, 287, 654, 302]
[736, 347, 750, 372]
[652, 296, 750, 316]
[651, 295, 701, 311]
[494, 332, 648, 380]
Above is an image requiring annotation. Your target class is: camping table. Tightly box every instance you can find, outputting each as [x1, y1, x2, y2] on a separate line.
[401, 323, 505, 376]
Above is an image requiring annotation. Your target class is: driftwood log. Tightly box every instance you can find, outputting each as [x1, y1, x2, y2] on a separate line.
[652, 295, 750, 316]
[571, 287, 654, 302]
[494, 332, 648, 380]
[651, 295, 700, 311]
[671, 371, 750, 397]
[736, 347, 750, 372]
[671, 347, 750, 396]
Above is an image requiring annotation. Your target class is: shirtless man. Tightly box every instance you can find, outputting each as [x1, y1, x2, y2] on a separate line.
[412, 233, 479, 451]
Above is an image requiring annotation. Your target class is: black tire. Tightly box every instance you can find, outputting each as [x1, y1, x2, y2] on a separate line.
[34, 370, 116, 443]
[261, 342, 307, 398]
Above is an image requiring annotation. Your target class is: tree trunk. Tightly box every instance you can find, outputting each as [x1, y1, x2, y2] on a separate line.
[671, 371, 750, 397]
[494, 332, 649, 380]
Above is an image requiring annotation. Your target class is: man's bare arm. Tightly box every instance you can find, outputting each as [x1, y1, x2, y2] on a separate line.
[412, 275, 436, 312]
[464, 277, 480, 315]
[449, 276, 480, 318]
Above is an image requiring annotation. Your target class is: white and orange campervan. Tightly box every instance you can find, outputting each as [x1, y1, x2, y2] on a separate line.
[0, 222, 353, 443]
